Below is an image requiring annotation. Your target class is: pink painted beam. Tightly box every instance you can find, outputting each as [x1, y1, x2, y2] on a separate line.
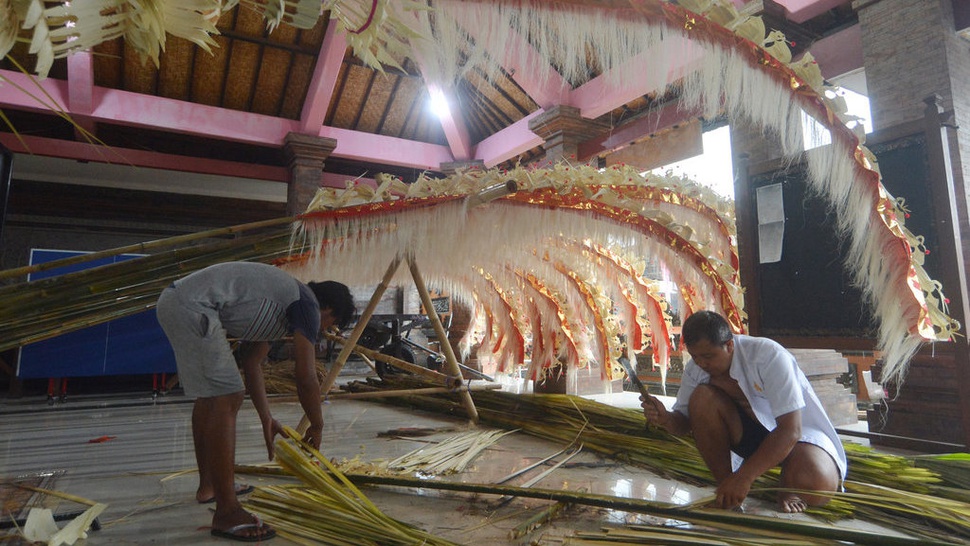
[0, 69, 70, 112]
[427, 84, 473, 160]
[301, 19, 348, 134]
[577, 100, 699, 161]
[0, 133, 288, 181]
[775, 0, 853, 24]
[320, 125, 454, 170]
[570, 35, 704, 119]
[807, 24, 862, 80]
[91, 86, 301, 145]
[474, 110, 545, 167]
[1, 69, 451, 170]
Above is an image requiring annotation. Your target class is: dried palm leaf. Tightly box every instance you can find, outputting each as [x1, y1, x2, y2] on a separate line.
[386, 429, 515, 475]
[244, 426, 461, 545]
[345, 377, 970, 542]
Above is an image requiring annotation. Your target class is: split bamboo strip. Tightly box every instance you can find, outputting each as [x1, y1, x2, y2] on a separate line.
[387, 429, 516, 475]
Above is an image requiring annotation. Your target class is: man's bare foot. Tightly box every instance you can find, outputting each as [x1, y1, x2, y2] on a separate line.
[197, 483, 255, 504]
[778, 494, 808, 513]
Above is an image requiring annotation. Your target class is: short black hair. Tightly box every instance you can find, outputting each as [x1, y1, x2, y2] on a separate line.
[681, 310, 732, 347]
[308, 281, 356, 329]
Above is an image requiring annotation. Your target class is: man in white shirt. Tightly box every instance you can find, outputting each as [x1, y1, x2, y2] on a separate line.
[640, 310, 846, 512]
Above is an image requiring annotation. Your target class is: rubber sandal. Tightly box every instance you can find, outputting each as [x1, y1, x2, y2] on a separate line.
[210, 522, 276, 542]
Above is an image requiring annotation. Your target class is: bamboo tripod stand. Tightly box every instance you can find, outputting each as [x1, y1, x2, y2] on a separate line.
[296, 181, 519, 432]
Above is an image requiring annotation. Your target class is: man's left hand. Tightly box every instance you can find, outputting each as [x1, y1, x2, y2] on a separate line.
[714, 472, 752, 510]
[262, 418, 284, 461]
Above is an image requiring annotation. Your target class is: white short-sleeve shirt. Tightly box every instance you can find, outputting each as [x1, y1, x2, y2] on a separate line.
[673, 335, 848, 479]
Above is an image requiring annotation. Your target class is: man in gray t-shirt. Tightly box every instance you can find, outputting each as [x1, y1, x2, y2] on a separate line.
[157, 262, 355, 542]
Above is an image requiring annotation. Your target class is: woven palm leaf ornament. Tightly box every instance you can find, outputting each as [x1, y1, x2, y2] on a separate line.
[0, 0, 960, 387]
[284, 163, 730, 384]
[339, 0, 957, 387]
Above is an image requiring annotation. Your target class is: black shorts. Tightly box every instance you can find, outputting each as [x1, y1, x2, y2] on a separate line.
[731, 406, 770, 459]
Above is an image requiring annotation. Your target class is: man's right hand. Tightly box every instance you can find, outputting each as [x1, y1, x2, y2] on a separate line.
[302, 421, 323, 451]
[640, 393, 669, 428]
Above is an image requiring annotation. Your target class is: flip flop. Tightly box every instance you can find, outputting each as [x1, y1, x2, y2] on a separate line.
[198, 483, 256, 504]
[210, 522, 276, 542]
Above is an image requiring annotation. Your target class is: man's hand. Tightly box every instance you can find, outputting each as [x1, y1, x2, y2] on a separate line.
[640, 392, 669, 427]
[714, 471, 753, 510]
[262, 417, 284, 461]
[302, 421, 323, 450]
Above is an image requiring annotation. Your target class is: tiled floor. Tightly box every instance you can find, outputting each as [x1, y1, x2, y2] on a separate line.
[0, 376, 896, 545]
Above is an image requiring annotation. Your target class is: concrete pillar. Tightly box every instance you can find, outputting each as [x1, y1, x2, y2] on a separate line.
[283, 132, 337, 216]
[529, 105, 610, 163]
[854, 0, 969, 200]
[854, 0, 970, 448]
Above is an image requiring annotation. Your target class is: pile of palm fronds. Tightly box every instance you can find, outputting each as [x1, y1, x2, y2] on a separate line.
[244, 427, 460, 546]
[338, 376, 970, 543]
[0, 217, 296, 352]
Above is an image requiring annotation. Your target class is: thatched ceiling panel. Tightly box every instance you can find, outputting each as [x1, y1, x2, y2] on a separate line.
[267, 21, 300, 45]
[223, 41, 261, 112]
[280, 53, 316, 119]
[92, 39, 123, 89]
[231, 7, 269, 37]
[191, 36, 232, 108]
[355, 73, 395, 133]
[330, 64, 372, 129]
[157, 36, 194, 103]
[460, 69, 515, 140]
[250, 47, 293, 116]
[298, 14, 329, 47]
[493, 73, 538, 118]
[122, 43, 159, 95]
[378, 76, 426, 139]
[323, 63, 351, 127]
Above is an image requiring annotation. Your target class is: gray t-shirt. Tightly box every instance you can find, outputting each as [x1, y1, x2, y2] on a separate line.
[172, 262, 320, 342]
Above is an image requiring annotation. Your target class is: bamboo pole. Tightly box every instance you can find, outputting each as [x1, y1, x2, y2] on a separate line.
[408, 256, 479, 424]
[272, 383, 501, 402]
[0, 216, 295, 281]
[0, 229, 295, 352]
[322, 332, 461, 387]
[334, 475, 951, 546]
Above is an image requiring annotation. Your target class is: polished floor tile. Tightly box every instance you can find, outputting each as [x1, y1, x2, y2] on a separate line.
[0, 379, 896, 544]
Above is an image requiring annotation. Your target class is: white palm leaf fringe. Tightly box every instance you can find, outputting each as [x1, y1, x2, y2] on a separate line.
[397, 0, 959, 388]
[286, 165, 735, 384]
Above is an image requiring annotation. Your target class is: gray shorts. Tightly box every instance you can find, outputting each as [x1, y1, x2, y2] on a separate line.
[156, 286, 245, 398]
